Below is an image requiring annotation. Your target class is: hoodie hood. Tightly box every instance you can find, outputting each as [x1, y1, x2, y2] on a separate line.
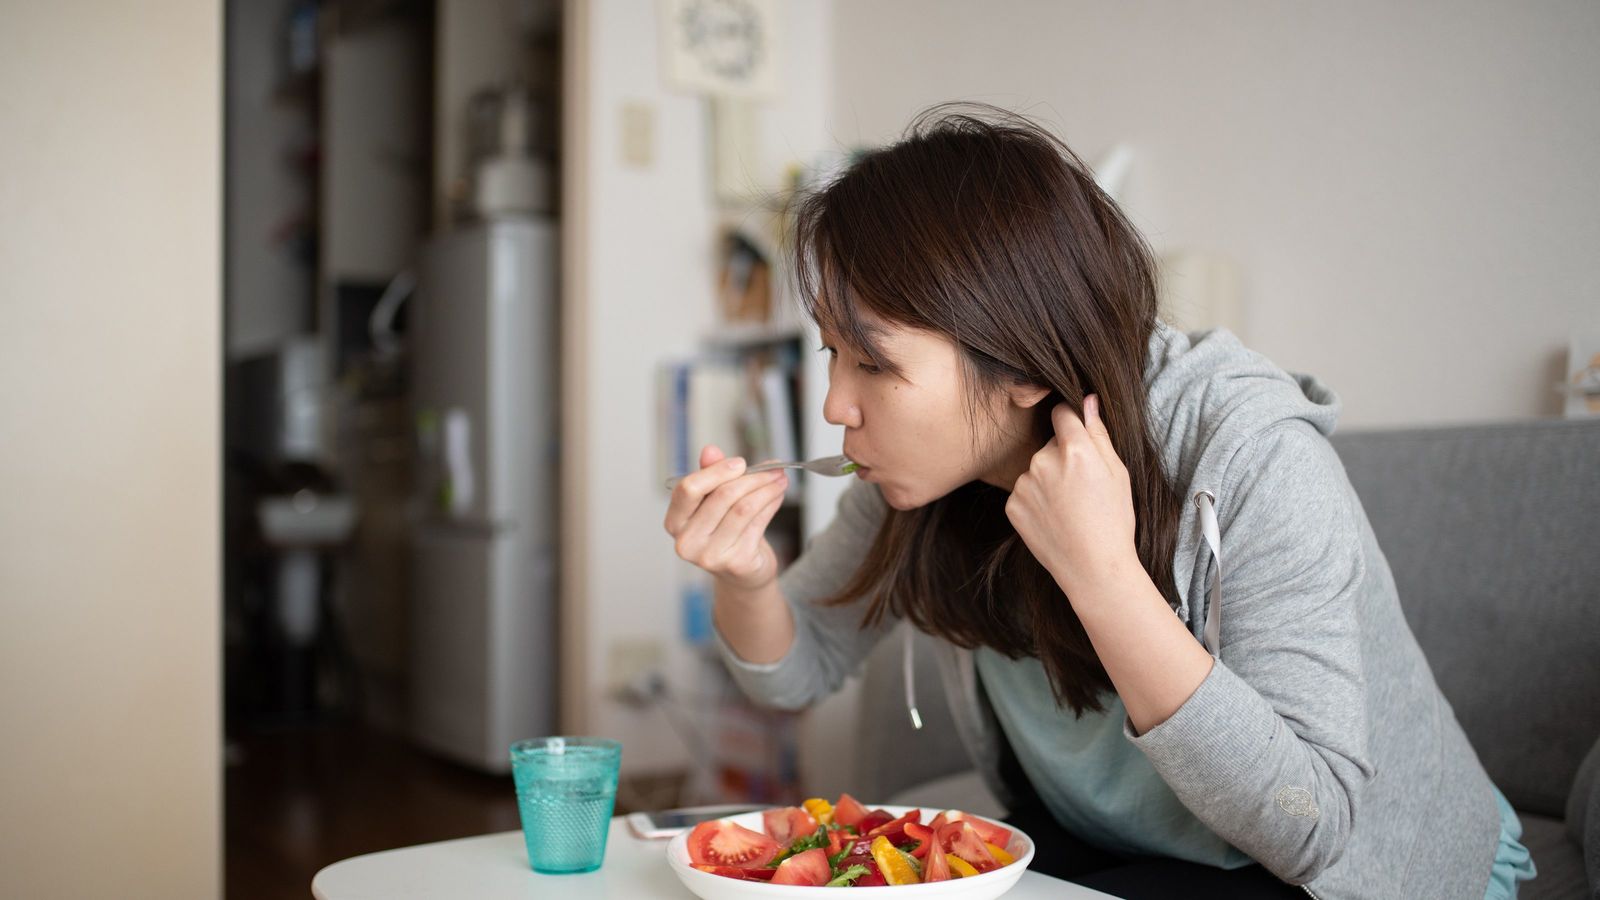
[1142, 319, 1342, 623]
[900, 320, 1343, 731]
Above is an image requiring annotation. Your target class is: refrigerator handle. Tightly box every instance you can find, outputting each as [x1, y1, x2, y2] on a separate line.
[443, 407, 476, 517]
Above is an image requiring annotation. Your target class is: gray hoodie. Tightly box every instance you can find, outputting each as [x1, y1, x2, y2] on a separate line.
[715, 321, 1501, 899]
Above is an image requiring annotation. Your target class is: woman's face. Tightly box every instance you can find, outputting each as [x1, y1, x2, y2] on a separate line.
[819, 310, 1046, 510]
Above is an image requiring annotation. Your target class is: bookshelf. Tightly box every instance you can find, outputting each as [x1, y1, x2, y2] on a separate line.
[660, 183, 848, 806]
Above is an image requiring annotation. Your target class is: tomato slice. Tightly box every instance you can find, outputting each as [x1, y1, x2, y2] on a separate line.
[920, 845, 952, 882]
[936, 821, 999, 873]
[903, 821, 933, 858]
[761, 806, 818, 847]
[833, 793, 870, 829]
[686, 820, 780, 869]
[692, 864, 777, 881]
[944, 810, 1013, 849]
[770, 848, 831, 886]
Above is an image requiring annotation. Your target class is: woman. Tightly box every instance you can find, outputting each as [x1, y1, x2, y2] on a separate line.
[661, 105, 1534, 899]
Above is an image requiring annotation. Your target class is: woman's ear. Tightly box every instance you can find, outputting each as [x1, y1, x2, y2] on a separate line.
[1007, 382, 1053, 409]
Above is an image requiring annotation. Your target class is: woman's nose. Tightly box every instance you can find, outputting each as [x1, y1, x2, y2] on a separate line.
[822, 380, 862, 429]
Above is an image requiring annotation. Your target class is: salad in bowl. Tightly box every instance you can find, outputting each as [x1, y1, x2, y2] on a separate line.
[666, 794, 1034, 899]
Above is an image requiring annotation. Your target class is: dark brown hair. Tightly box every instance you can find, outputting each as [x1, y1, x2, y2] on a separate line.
[791, 103, 1183, 715]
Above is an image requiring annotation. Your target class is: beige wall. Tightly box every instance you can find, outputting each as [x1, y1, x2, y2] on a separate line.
[571, 0, 835, 774]
[831, 0, 1600, 428]
[0, 2, 221, 897]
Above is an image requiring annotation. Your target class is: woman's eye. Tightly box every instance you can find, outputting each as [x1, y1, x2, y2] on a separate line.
[817, 343, 878, 374]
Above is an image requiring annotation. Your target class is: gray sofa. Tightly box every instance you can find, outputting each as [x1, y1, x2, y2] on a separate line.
[854, 417, 1600, 898]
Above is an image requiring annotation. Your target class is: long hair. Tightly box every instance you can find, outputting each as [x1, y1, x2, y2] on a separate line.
[791, 104, 1183, 715]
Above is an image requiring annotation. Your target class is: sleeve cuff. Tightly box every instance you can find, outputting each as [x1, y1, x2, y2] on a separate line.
[1123, 657, 1280, 788]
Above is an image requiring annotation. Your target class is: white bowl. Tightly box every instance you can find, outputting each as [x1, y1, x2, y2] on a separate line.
[666, 805, 1034, 900]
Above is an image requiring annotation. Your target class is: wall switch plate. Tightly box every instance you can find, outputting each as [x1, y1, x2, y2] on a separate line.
[620, 101, 655, 168]
[606, 637, 666, 697]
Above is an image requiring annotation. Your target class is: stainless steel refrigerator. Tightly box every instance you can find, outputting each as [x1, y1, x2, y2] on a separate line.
[409, 217, 558, 772]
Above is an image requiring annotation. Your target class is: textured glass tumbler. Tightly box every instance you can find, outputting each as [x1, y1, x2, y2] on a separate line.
[510, 736, 622, 874]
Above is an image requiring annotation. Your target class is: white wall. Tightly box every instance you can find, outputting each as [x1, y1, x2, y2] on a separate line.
[0, 2, 221, 898]
[830, 0, 1600, 428]
[572, 0, 835, 775]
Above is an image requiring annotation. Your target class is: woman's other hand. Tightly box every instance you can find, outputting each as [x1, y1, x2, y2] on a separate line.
[663, 444, 790, 591]
[1005, 394, 1140, 597]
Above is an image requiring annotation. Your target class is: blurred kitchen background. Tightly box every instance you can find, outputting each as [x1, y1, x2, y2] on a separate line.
[3, 1, 1597, 898]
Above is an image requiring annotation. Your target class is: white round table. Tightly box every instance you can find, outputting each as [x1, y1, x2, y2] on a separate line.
[311, 817, 1119, 899]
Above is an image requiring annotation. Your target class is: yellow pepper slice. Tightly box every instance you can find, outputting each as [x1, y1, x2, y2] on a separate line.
[985, 842, 1016, 866]
[802, 797, 834, 826]
[870, 835, 920, 885]
[945, 853, 979, 877]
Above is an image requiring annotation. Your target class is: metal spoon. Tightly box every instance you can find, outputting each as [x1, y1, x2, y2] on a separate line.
[663, 454, 857, 490]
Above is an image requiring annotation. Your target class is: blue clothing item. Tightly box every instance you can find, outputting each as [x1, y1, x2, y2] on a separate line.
[1484, 785, 1536, 899]
[974, 646, 1255, 870]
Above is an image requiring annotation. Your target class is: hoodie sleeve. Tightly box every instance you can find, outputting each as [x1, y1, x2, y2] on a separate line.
[713, 479, 900, 711]
[1125, 420, 1376, 885]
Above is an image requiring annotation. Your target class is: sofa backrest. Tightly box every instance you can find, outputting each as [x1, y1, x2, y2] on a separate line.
[1331, 418, 1600, 816]
[854, 418, 1600, 817]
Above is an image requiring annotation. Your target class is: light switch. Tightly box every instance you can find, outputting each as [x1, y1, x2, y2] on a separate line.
[621, 101, 654, 168]
[1158, 249, 1245, 339]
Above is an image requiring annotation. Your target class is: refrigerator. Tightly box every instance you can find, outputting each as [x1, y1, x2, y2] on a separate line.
[409, 217, 559, 772]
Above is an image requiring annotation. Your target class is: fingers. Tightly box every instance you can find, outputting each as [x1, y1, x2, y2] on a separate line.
[704, 474, 789, 566]
[1080, 393, 1118, 458]
[700, 443, 726, 469]
[1048, 394, 1120, 471]
[664, 450, 745, 535]
[672, 470, 787, 559]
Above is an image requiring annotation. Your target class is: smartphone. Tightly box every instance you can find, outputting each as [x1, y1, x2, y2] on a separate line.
[625, 803, 764, 839]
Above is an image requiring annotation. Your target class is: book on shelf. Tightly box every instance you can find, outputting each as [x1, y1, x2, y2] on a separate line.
[658, 344, 803, 496]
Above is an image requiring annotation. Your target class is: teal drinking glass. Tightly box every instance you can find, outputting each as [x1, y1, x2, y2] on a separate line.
[510, 736, 623, 874]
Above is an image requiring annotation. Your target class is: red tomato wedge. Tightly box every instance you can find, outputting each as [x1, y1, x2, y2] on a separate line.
[686, 820, 780, 869]
[833, 793, 870, 829]
[692, 865, 777, 881]
[944, 810, 1013, 849]
[903, 821, 934, 858]
[770, 848, 831, 886]
[920, 845, 953, 882]
[936, 821, 999, 873]
[761, 806, 818, 847]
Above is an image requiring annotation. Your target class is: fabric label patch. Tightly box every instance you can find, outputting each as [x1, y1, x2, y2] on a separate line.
[1276, 786, 1320, 819]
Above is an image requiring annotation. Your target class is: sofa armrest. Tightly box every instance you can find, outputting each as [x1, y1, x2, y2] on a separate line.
[1566, 733, 1600, 898]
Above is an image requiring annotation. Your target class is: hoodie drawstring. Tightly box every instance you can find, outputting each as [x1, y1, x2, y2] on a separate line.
[1194, 490, 1223, 657]
[904, 625, 923, 729]
[899, 489, 1224, 729]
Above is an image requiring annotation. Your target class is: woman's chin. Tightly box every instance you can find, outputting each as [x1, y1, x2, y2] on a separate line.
[876, 481, 928, 511]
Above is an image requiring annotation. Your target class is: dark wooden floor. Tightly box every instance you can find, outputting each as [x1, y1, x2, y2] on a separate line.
[225, 725, 520, 900]
[224, 724, 686, 900]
